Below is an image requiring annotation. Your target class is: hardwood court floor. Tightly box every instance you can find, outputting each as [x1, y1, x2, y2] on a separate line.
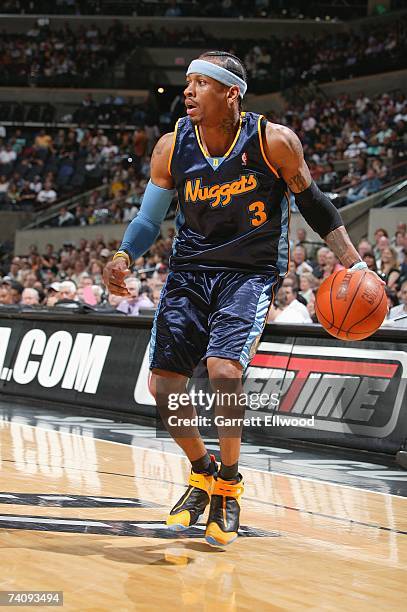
[0, 419, 406, 611]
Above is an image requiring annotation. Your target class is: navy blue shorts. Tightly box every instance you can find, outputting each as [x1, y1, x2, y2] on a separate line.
[149, 270, 279, 377]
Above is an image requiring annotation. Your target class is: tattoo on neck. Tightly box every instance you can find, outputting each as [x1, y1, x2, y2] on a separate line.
[220, 114, 239, 136]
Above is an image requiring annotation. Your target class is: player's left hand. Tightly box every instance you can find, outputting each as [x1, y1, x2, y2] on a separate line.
[348, 261, 386, 286]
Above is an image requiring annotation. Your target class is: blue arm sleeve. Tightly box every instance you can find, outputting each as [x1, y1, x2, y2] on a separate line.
[119, 180, 176, 262]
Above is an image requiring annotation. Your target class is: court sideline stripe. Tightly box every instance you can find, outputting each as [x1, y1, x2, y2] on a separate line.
[5, 421, 407, 500]
[2, 455, 407, 536]
[3, 422, 407, 535]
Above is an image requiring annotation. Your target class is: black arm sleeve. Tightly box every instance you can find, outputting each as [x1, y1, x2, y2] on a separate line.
[294, 181, 343, 239]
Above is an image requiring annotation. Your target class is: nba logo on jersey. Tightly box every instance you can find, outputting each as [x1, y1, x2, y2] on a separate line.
[242, 152, 248, 166]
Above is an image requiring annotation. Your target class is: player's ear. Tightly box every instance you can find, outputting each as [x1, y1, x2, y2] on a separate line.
[227, 85, 240, 107]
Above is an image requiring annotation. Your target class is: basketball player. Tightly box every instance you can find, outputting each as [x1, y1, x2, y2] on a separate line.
[103, 51, 369, 546]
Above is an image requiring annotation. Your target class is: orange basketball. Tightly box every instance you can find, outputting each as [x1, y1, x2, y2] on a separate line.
[315, 269, 387, 341]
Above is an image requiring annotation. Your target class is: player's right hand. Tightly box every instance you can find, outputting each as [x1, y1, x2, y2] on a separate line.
[103, 257, 131, 296]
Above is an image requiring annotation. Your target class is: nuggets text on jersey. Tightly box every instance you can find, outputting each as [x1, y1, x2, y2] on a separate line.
[184, 174, 258, 208]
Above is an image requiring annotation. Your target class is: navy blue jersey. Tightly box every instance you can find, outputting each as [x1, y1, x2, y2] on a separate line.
[169, 111, 290, 276]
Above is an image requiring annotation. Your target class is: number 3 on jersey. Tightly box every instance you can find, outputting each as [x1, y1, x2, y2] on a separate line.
[248, 201, 267, 227]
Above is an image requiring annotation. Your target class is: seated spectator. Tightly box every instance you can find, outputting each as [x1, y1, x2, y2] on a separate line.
[21, 287, 40, 306]
[92, 285, 104, 305]
[0, 143, 17, 169]
[151, 284, 163, 308]
[45, 282, 61, 306]
[0, 285, 12, 305]
[388, 280, 407, 326]
[293, 227, 314, 259]
[281, 273, 299, 291]
[377, 246, 401, 290]
[153, 263, 169, 285]
[292, 245, 313, 275]
[346, 169, 382, 204]
[371, 159, 388, 181]
[306, 290, 318, 323]
[322, 250, 345, 278]
[123, 201, 138, 223]
[6, 182, 20, 206]
[101, 139, 119, 159]
[19, 180, 36, 206]
[357, 238, 373, 258]
[318, 163, 338, 191]
[104, 292, 125, 310]
[56, 280, 78, 303]
[30, 176, 43, 195]
[73, 205, 89, 226]
[37, 180, 57, 206]
[299, 273, 317, 303]
[0, 175, 9, 204]
[57, 206, 75, 227]
[268, 286, 312, 324]
[312, 246, 330, 279]
[344, 135, 367, 159]
[295, 227, 307, 246]
[362, 251, 378, 272]
[1, 279, 23, 304]
[385, 286, 399, 314]
[373, 229, 389, 260]
[393, 230, 406, 264]
[116, 276, 154, 315]
[34, 129, 53, 152]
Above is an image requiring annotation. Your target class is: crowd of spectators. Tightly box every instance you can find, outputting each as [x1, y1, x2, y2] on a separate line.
[21, 88, 404, 225]
[244, 16, 406, 91]
[0, 234, 173, 315]
[1, 86, 404, 218]
[268, 223, 407, 326]
[0, 224, 406, 326]
[3, 0, 393, 20]
[275, 90, 407, 205]
[0, 21, 131, 87]
[0, 119, 160, 210]
[1, 14, 406, 91]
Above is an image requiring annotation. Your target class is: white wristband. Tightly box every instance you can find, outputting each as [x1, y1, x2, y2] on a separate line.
[349, 261, 368, 271]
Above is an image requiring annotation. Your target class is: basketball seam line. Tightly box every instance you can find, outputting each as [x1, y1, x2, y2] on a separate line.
[346, 289, 386, 333]
[315, 301, 332, 328]
[337, 270, 367, 336]
[329, 269, 341, 328]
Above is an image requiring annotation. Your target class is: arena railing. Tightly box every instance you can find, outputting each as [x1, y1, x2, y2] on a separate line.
[333, 159, 407, 197]
[22, 184, 109, 230]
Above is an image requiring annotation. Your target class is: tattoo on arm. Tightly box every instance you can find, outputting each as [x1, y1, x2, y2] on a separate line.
[151, 143, 164, 163]
[287, 172, 309, 192]
[277, 129, 312, 192]
[324, 226, 361, 267]
[150, 133, 175, 189]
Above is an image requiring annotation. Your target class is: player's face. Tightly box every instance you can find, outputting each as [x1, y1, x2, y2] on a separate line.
[184, 73, 230, 125]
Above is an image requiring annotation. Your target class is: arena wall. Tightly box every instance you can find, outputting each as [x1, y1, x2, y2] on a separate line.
[0, 311, 405, 455]
[368, 207, 407, 241]
[14, 220, 175, 254]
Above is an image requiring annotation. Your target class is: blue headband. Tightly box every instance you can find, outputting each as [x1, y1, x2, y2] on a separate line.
[186, 59, 247, 98]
